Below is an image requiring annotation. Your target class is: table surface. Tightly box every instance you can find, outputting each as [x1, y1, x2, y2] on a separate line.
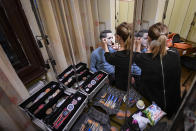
[109, 94, 150, 130]
[75, 86, 169, 131]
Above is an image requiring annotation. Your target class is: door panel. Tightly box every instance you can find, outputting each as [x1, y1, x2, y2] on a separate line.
[0, 0, 45, 84]
[187, 13, 196, 43]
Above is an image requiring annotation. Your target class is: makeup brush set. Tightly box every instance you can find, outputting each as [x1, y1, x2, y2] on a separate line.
[94, 84, 126, 115]
[71, 107, 110, 131]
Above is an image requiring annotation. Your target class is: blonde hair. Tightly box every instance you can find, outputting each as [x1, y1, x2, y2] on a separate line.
[148, 22, 168, 58]
[116, 22, 133, 51]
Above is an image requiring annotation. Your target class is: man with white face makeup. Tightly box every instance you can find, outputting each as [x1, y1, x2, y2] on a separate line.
[90, 30, 116, 84]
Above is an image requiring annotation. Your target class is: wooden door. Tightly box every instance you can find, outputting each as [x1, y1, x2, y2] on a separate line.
[0, 0, 45, 84]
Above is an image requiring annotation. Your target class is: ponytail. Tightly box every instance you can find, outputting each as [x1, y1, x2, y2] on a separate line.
[150, 34, 167, 58]
[158, 34, 167, 57]
[148, 22, 168, 58]
[124, 34, 132, 51]
[116, 22, 133, 53]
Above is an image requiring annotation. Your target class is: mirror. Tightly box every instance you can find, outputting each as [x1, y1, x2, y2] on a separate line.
[163, 0, 196, 98]
[163, 0, 196, 129]
[96, 0, 196, 125]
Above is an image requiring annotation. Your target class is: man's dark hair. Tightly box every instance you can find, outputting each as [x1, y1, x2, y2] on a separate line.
[99, 30, 112, 40]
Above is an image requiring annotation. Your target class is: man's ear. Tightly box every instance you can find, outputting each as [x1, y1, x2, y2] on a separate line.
[101, 38, 104, 42]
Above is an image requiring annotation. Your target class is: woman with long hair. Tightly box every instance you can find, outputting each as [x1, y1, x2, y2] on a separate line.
[134, 22, 181, 118]
[103, 22, 133, 91]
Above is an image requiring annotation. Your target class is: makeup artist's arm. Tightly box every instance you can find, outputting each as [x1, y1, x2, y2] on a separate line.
[135, 38, 141, 53]
[103, 38, 117, 65]
[102, 38, 109, 53]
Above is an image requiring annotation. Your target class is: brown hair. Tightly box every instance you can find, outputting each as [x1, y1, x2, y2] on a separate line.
[148, 22, 168, 58]
[116, 22, 133, 50]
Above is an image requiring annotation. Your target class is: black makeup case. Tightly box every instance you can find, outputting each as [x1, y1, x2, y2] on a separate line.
[19, 62, 109, 130]
[93, 84, 125, 115]
[80, 70, 108, 100]
[71, 107, 110, 131]
[19, 81, 88, 131]
[57, 62, 93, 89]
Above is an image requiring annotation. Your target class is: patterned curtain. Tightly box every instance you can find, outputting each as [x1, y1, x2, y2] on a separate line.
[37, 0, 100, 72]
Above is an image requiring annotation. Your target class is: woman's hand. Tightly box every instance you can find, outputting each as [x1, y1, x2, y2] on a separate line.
[111, 43, 119, 50]
[102, 38, 109, 52]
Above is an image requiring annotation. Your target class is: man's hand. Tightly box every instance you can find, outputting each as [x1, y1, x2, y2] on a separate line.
[111, 43, 119, 50]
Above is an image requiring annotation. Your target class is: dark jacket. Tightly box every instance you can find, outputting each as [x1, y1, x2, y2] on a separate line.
[133, 48, 181, 117]
[104, 50, 129, 91]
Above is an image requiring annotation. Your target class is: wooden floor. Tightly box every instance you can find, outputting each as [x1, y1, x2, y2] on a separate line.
[180, 66, 196, 97]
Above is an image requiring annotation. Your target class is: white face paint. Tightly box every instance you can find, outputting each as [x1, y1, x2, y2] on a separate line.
[106, 33, 115, 46]
[141, 33, 148, 47]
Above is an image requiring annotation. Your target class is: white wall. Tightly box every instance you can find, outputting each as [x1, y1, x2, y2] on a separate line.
[142, 0, 158, 27]
[164, 0, 196, 42]
[164, 0, 175, 26]
[180, 0, 196, 41]
[155, 0, 166, 23]
[118, 0, 134, 24]
[167, 0, 191, 35]
[110, 0, 116, 33]
[97, 0, 135, 33]
[97, 0, 112, 32]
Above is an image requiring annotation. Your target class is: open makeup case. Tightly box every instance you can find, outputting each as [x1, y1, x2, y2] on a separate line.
[57, 62, 108, 99]
[19, 62, 149, 130]
[19, 62, 109, 131]
[93, 85, 141, 115]
[71, 107, 111, 131]
[93, 84, 126, 115]
[127, 88, 142, 108]
[57, 62, 93, 89]
[19, 81, 88, 131]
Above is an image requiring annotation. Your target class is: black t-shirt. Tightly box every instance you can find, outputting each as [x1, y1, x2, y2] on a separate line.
[104, 50, 129, 91]
[105, 48, 181, 117]
[133, 48, 181, 117]
[104, 50, 130, 91]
